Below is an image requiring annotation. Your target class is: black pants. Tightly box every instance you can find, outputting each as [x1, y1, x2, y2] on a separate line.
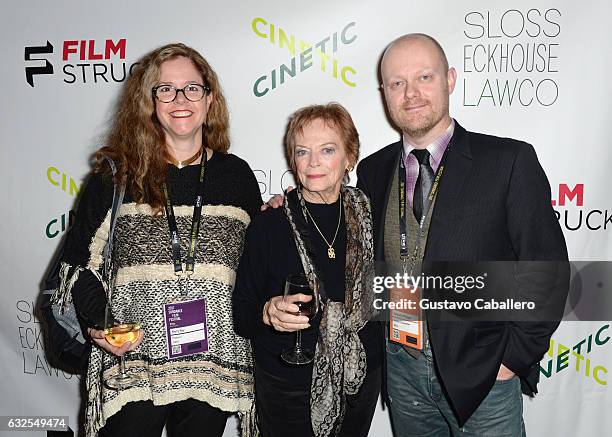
[98, 398, 230, 437]
[255, 364, 381, 437]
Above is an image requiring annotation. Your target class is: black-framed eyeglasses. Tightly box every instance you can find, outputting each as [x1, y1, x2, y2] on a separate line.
[152, 83, 211, 103]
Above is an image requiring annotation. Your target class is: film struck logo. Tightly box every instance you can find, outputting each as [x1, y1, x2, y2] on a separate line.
[250, 18, 358, 97]
[24, 38, 137, 87]
[552, 184, 612, 232]
[24, 41, 54, 87]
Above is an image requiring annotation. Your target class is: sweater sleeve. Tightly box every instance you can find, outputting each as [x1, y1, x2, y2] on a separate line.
[61, 172, 114, 329]
[234, 155, 263, 220]
[232, 214, 271, 340]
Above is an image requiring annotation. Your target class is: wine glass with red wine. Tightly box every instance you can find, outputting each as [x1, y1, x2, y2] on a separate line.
[280, 273, 320, 365]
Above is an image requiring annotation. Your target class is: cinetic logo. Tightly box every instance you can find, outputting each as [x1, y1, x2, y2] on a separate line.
[24, 38, 136, 87]
[251, 18, 358, 97]
[45, 166, 81, 239]
[552, 183, 611, 232]
[540, 324, 609, 386]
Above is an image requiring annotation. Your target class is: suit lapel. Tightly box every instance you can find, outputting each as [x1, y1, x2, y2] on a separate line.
[426, 124, 473, 257]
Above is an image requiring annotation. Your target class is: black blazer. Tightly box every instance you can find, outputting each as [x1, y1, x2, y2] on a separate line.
[357, 122, 569, 425]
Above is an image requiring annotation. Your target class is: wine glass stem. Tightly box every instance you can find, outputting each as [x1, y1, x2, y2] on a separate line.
[119, 354, 127, 375]
[294, 329, 302, 353]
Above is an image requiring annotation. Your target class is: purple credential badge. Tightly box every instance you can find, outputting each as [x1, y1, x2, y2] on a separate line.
[163, 298, 209, 359]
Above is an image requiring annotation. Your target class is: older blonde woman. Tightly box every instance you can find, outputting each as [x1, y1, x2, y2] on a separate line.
[234, 103, 382, 437]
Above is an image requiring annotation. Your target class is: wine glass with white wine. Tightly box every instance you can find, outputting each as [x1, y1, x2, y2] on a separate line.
[103, 304, 144, 390]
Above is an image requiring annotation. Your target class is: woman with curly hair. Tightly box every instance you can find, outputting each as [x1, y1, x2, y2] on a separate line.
[57, 43, 261, 437]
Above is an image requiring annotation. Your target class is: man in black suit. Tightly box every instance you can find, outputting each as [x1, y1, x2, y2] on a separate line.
[356, 33, 568, 436]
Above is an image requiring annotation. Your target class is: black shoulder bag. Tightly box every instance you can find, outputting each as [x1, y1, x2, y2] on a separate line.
[39, 157, 125, 373]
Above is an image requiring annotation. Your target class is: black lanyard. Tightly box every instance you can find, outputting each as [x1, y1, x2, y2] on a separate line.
[398, 143, 450, 273]
[163, 149, 207, 276]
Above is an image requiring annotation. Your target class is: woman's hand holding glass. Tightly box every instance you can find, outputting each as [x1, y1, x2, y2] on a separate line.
[97, 304, 146, 389]
[88, 326, 144, 356]
[263, 294, 311, 332]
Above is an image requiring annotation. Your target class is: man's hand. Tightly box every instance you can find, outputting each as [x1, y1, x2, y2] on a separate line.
[88, 327, 144, 357]
[497, 363, 516, 380]
[263, 295, 311, 332]
[260, 186, 294, 211]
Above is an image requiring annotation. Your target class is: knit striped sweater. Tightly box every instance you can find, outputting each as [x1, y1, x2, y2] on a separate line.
[56, 152, 262, 437]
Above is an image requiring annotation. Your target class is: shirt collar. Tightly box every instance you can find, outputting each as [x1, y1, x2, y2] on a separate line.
[403, 119, 455, 168]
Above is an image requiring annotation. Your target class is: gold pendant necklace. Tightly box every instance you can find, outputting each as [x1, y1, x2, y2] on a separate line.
[304, 195, 342, 259]
[169, 147, 203, 169]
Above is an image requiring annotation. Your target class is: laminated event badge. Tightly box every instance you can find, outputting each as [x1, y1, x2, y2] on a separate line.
[161, 154, 210, 359]
[163, 298, 209, 359]
[389, 284, 423, 350]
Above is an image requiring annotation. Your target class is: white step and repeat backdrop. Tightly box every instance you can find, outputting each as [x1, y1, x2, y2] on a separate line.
[1, 0, 610, 435]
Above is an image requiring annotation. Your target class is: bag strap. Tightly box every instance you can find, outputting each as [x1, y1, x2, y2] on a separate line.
[102, 156, 125, 282]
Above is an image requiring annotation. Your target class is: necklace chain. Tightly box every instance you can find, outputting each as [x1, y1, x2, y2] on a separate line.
[169, 147, 203, 169]
[304, 195, 343, 259]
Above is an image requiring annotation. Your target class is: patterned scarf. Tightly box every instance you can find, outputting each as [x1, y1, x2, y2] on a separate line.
[283, 186, 376, 437]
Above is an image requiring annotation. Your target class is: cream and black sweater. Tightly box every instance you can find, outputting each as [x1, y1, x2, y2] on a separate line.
[58, 151, 261, 436]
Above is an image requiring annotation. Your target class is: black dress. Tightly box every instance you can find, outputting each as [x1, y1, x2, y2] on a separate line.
[233, 195, 382, 437]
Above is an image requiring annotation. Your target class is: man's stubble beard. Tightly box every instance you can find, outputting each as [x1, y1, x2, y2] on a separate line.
[393, 100, 449, 140]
